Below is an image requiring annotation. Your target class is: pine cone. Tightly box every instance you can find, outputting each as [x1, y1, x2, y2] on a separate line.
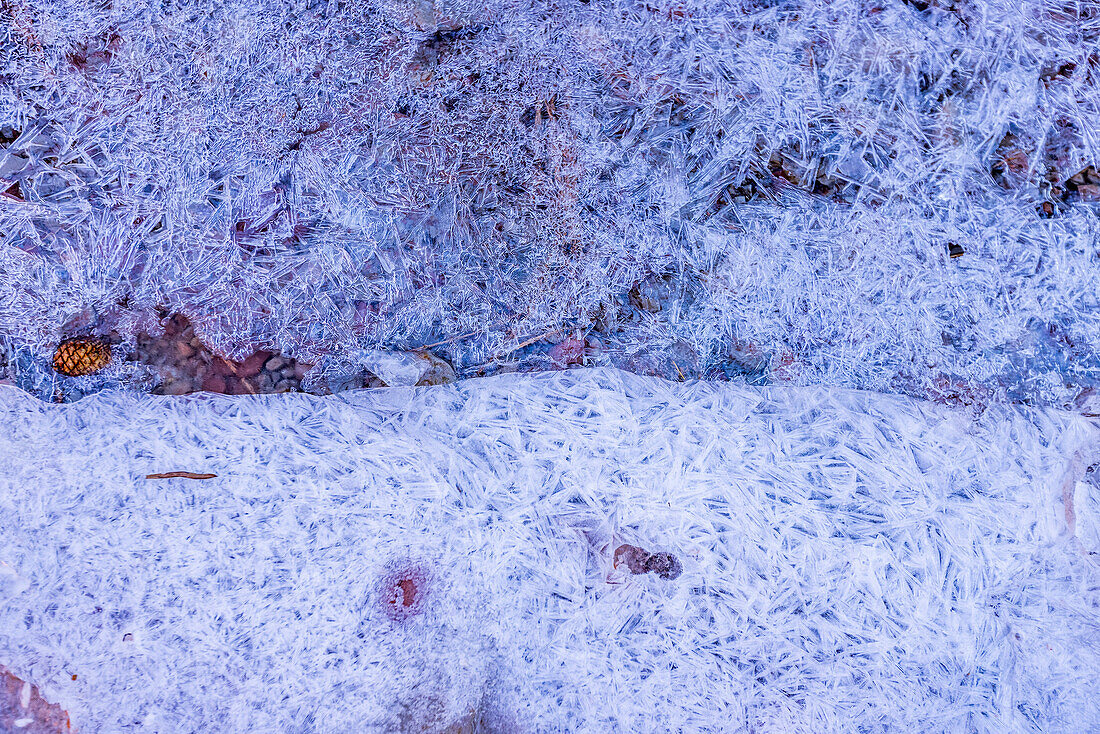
[52, 337, 112, 376]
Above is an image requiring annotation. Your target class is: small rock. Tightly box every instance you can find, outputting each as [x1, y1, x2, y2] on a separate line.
[175, 342, 195, 360]
[279, 365, 297, 380]
[769, 347, 802, 383]
[415, 351, 457, 386]
[628, 276, 678, 315]
[0, 665, 75, 733]
[232, 378, 258, 395]
[1076, 183, 1100, 202]
[274, 379, 295, 393]
[613, 544, 651, 575]
[237, 351, 271, 378]
[359, 349, 425, 386]
[61, 307, 97, 334]
[160, 379, 191, 395]
[167, 313, 188, 334]
[549, 337, 586, 368]
[1074, 387, 1100, 416]
[201, 374, 226, 393]
[212, 357, 236, 377]
[613, 543, 682, 581]
[644, 552, 683, 580]
[256, 372, 275, 392]
[264, 355, 288, 372]
[293, 361, 312, 380]
[189, 336, 202, 349]
[380, 0, 436, 31]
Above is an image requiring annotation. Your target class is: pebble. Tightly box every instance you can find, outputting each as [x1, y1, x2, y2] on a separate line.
[201, 374, 227, 393]
[176, 342, 195, 360]
[257, 372, 275, 392]
[548, 338, 585, 368]
[237, 351, 270, 378]
[416, 351, 457, 385]
[160, 379, 191, 395]
[274, 379, 295, 393]
[1076, 184, 1100, 202]
[586, 336, 604, 357]
[212, 358, 236, 377]
[613, 544, 650, 574]
[613, 543, 682, 580]
[644, 552, 683, 580]
[265, 355, 288, 372]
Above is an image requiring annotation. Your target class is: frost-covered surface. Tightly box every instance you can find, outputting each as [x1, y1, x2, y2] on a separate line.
[2, 0, 1100, 405]
[1, 369, 1099, 732]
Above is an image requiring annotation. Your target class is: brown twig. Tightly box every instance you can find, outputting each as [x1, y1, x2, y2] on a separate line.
[460, 328, 566, 375]
[145, 471, 218, 480]
[503, 328, 562, 355]
[419, 331, 480, 350]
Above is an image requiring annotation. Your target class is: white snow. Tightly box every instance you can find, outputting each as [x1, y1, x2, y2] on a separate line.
[1, 369, 1098, 732]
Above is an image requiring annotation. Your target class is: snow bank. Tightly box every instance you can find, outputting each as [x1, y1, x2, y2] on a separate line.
[1, 369, 1098, 732]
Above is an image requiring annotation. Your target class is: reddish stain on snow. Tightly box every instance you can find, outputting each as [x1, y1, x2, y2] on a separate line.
[395, 578, 418, 607]
[379, 566, 430, 621]
[768, 348, 803, 383]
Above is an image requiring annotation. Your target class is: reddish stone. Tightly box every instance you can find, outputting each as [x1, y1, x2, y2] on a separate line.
[237, 351, 272, 378]
[614, 544, 682, 581]
[175, 341, 195, 360]
[165, 313, 189, 336]
[0, 665, 72, 733]
[224, 377, 257, 395]
[549, 337, 586, 368]
[1076, 183, 1100, 202]
[201, 374, 227, 393]
[212, 357, 235, 377]
[613, 544, 651, 574]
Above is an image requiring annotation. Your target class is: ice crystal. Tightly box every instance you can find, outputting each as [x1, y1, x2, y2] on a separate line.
[1, 0, 1099, 404]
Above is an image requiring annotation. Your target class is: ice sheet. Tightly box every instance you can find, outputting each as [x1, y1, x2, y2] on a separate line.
[1, 369, 1098, 732]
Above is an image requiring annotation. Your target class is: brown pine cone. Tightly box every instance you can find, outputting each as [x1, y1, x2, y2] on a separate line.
[52, 336, 112, 376]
